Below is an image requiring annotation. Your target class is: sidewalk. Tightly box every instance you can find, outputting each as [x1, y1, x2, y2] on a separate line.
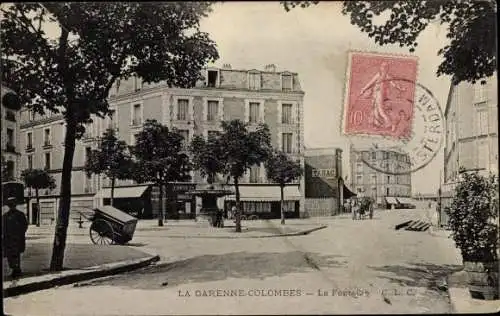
[3, 242, 159, 297]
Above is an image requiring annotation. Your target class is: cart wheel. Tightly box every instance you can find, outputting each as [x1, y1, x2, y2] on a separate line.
[89, 219, 115, 245]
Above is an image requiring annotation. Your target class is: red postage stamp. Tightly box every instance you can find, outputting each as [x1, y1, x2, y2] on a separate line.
[342, 52, 419, 139]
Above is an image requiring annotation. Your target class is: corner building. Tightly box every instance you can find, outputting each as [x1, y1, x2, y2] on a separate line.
[20, 64, 306, 223]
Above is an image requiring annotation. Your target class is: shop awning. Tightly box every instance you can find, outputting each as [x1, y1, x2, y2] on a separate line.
[225, 185, 301, 202]
[385, 197, 398, 204]
[397, 197, 414, 205]
[343, 184, 357, 199]
[94, 185, 150, 199]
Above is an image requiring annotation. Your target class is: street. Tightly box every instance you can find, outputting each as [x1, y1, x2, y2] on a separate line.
[4, 209, 463, 315]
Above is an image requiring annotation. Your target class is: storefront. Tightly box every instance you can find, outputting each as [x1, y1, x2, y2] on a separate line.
[95, 185, 153, 219]
[224, 184, 301, 219]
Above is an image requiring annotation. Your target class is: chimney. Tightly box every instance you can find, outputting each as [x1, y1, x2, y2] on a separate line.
[222, 63, 232, 69]
[264, 64, 276, 72]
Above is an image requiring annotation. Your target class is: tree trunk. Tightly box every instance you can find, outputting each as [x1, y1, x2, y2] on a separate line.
[110, 177, 115, 207]
[280, 184, 285, 225]
[158, 183, 164, 227]
[50, 119, 77, 271]
[35, 188, 40, 227]
[234, 177, 241, 233]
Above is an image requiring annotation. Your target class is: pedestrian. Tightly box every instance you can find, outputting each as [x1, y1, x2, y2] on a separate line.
[351, 198, 359, 220]
[231, 204, 237, 223]
[369, 198, 374, 220]
[2, 197, 29, 278]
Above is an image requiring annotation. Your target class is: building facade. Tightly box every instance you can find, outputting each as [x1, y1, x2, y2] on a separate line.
[20, 64, 306, 223]
[304, 148, 347, 216]
[443, 73, 498, 194]
[348, 145, 412, 206]
[2, 85, 22, 183]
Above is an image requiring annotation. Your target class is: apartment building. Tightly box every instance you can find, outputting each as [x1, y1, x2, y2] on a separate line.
[443, 73, 498, 193]
[1, 85, 22, 183]
[348, 145, 412, 207]
[20, 64, 306, 223]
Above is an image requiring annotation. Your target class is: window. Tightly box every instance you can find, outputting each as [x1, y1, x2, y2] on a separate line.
[357, 187, 363, 193]
[85, 147, 92, 165]
[371, 152, 377, 160]
[178, 130, 189, 147]
[249, 165, 260, 183]
[84, 122, 93, 138]
[242, 202, 271, 213]
[386, 187, 390, 196]
[29, 110, 35, 121]
[282, 74, 292, 91]
[207, 101, 219, 121]
[6, 161, 14, 179]
[177, 99, 189, 121]
[132, 103, 142, 125]
[356, 162, 363, 172]
[387, 175, 391, 184]
[371, 186, 377, 196]
[282, 103, 293, 124]
[108, 109, 116, 129]
[207, 70, 218, 87]
[207, 131, 219, 139]
[45, 152, 51, 170]
[383, 152, 388, 159]
[478, 141, 489, 169]
[249, 102, 260, 123]
[476, 110, 488, 136]
[248, 72, 261, 90]
[7, 128, 14, 146]
[27, 155, 33, 170]
[356, 174, 363, 183]
[475, 83, 487, 102]
[282, 132, 293, 153]
[27, 132, 33, 149]
[44, 128, 51, 146]
[371, 174, 377, 184]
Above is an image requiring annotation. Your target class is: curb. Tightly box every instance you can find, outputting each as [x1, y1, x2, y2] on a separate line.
[446, 271, 500, 313]
[3, 255, 160, 298]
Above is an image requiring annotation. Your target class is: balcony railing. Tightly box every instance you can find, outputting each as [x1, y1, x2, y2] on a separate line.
[43, 141, 52, 148]
[131, 118, 142, 126]
[26, 144, 35, 152]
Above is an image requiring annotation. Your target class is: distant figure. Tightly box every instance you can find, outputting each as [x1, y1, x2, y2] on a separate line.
[2, 197, 28, 278]
[369, 199, 374, 219]
[351, 199, 359, 220]
[231, 204, 237, 222]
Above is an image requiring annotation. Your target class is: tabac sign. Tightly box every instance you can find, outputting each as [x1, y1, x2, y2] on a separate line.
[311, 168, 337, 179]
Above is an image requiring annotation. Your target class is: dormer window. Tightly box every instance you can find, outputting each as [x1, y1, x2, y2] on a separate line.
[248, 71, 261, 90]
[207, 70, 219, 88]
[281, 73, 293, 92]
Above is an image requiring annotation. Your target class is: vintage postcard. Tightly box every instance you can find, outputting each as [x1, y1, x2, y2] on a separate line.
[2, 1, 499, 315]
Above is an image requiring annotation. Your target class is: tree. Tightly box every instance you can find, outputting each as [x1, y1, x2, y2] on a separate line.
[85, 128, 132, 207]
[131, 119, 191, 227]
[20, 169, 56, 227]
[282, 1, 496, 85]
[264, 151, 303, 225]
[189, 133, 224, 185]
[1, 3, 218, 270]
[217, 120, 272, 232]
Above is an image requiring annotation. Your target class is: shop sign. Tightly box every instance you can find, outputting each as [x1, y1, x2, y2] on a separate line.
[311, 168, 336, 179]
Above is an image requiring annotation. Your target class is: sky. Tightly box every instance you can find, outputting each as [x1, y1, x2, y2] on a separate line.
[199, 2, 453, 195]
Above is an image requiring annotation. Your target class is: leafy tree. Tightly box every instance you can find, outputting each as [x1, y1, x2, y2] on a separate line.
[282, 0, 496, 85]
[264, 151, 303, 225]
[20, 168, 56, 227]
[217, 120, 272, 232]
[446, 170, 498, 262]
[131, 119, 191, 227]
[189, 133, 224, 185]
[85, 128, 133, 207]
[1, 3, 218, 270]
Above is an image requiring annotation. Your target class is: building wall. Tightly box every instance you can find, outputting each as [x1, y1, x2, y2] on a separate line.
[1, 86, 22, 182]
[444, 73, 498, 185]
[348, 146, 412, 200]
[19, 66, 306, 223]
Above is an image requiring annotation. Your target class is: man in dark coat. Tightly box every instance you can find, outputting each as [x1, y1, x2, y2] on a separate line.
[2, 197, 28, 278]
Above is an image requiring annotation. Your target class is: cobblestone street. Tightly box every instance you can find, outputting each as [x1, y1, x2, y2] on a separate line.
[4, 208, 464, 315]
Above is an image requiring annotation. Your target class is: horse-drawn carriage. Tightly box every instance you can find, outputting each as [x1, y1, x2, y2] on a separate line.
[78, 206, 138, 245]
